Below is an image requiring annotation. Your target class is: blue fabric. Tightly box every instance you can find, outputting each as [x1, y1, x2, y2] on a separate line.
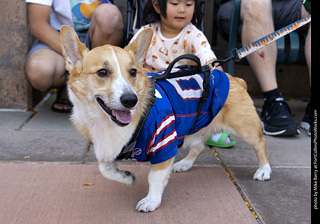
[129, 69, 230, 164]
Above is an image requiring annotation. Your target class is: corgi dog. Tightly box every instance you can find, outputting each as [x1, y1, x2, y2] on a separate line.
[60, 26, 271, 213]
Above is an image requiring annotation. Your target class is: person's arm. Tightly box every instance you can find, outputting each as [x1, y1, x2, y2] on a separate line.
[189, 26, 223, 71]
[28, 3, 62, 54]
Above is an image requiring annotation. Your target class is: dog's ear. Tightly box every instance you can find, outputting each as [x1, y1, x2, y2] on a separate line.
[125, 28, 153, 66]
[60, 25, 88, 72]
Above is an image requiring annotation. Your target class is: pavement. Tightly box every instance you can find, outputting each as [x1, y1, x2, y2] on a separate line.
[0, 93, 311, 224]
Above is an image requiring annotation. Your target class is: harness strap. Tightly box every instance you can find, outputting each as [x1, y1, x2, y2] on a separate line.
[152, 54, 202, 81]
[116, 80, 156, 160]
[188, 64, 211, 134]
[150, 54, 212, 134]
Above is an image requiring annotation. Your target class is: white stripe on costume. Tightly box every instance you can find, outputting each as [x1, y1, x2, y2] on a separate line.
[155, 114, 175, 138]
[149, 130, 178, 154]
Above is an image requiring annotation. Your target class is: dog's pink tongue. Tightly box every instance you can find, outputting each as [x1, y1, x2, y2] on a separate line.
[112, 110, 132, 124]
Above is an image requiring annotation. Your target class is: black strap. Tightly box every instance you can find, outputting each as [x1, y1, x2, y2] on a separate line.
[150, 54, 212, 134]
[188, 64, 211, 134]
[151, 54, 202, 81]
[116, 80, 156, 160]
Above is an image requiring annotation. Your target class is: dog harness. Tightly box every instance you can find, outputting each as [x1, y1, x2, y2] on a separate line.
[116, 55, 230, 164]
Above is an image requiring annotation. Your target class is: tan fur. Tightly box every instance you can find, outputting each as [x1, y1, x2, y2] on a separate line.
[151, 158, 174, 172]
[231, 74, 248, 89]
[60, 25, 271, 213]
[183, 74, 268, 166]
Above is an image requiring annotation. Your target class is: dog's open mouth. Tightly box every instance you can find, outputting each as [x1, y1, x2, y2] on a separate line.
[96, 97, 132, 127]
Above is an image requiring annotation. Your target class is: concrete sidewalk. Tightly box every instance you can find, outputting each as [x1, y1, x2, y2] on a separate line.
[0, 94, 311, 223]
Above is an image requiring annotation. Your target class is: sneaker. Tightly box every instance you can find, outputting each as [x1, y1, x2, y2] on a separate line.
[300, 102, 311, 136]
[260, 96, 300, 136]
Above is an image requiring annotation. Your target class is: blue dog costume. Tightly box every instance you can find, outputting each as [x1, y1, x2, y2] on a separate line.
[129, 69, 230, 164]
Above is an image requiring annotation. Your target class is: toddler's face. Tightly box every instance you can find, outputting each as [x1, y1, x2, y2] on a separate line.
[161, 0, 195, 32]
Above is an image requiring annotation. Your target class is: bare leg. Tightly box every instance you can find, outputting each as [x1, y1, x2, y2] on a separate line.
[300, 5, 311, 85]
[241, 0, 277, 92]
[25, 49, 71, 111]
[305, 23, 311, 86]
[25, 49, 67, 91]
[89, 4, 124, 48]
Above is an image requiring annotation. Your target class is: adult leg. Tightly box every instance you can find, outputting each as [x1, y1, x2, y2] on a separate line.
[240, 0, 299, 136]
[89, 4, 124, 48]
[300, 5, 311, 85]
[300, 5, 311, 135]
[305, 23, 311, 85]
[25, 49, 70, 111]
[25, 49, 67, 91]
[241, 0, 277, 92]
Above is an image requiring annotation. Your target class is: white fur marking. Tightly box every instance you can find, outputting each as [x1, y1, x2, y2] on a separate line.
[172, 159, 194, 173]
[110, 47, 122, 76]
[110, 47, 126, 97]
[108, 47, 137, 110]
[253, 163, 272, 181]
[99, 161, 136, 185]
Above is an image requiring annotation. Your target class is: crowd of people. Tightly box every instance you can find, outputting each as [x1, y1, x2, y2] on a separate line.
[25, 0, 311, 147]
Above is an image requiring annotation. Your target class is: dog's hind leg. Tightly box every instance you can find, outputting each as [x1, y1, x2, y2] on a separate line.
[172, 136, 206, 173]
[231, 124, 271, 181]
[211, 81, 272, 181]
[98, 161, 136, 185]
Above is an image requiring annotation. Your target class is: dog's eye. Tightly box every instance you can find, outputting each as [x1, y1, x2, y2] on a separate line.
[129, 69, 137, 77]
[97, 69, 109, 77]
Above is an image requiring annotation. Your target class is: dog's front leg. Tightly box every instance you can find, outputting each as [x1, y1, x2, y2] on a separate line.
[99, 161, 136, 185]
[136, 158, 174, 212]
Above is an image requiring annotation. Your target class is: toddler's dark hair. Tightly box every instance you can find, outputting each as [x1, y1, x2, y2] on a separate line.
[142, 0, 203, 29]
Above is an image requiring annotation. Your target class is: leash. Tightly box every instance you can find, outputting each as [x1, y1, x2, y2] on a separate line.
[116, 15, 311, 160]
[211, 15, 311, 68]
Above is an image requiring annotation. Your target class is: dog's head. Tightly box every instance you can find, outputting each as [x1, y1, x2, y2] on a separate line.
[60, 26, 153, 127]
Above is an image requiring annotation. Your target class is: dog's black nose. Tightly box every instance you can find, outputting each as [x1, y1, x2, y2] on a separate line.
[121, 93, 138, 108]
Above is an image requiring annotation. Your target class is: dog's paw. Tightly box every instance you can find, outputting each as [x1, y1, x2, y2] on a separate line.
[172, 159, 193, 173]
[253, 164, 272, 181]
[99, 163, 136, 185]
[136, 196, 161, 213]
[121, 170, 136, 185]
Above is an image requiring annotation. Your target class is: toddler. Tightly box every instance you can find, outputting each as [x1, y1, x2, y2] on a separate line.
[131, 0, 235, 148]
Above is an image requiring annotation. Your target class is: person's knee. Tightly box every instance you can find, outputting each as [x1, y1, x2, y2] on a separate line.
[25, 49, 67, 91]
[25, 60, 50, 91]
[92, 4, 124, 36]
